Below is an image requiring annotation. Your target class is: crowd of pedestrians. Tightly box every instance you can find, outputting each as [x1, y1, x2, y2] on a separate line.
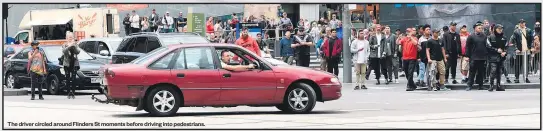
[122, 9, 186, 36]
[350, 19, 541, 92]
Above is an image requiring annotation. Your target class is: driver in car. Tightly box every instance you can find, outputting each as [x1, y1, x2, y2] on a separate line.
[220, 50, 256, 71]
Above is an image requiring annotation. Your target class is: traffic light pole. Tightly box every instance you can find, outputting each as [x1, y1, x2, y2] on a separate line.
[342, 4, 352, 83]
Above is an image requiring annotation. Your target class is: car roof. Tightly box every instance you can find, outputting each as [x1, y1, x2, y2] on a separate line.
[79, 37, 123, 42]
[166, 43, 239, 49]
[127, 32, 202, 37]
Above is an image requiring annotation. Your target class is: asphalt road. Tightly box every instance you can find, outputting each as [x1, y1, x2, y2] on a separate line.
[3, 81, 541, 129]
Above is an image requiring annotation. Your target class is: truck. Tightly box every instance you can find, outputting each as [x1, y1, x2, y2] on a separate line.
[14, 7, 121, 45]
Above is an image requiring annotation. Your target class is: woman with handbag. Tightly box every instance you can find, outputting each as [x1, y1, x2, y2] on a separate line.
[27, 41, 46, 100]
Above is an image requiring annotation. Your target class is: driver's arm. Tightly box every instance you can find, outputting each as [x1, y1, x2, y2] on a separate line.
[221, 62, 254, 71]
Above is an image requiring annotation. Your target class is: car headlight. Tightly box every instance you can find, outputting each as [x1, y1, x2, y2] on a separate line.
[330, 77, 340, 84]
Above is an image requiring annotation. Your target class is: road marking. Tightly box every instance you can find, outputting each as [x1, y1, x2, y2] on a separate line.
[338, 108, 384, 112]
[408, 98, 472, 101]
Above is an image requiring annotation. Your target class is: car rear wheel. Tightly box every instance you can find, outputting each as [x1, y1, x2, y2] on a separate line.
[5, 73, 21, 89]
[276, 83, 317, 113]
[144, 86, 181, 117]
[47, 75, 60, 95]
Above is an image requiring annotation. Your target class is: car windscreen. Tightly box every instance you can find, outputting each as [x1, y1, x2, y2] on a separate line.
[107, 40, 122, 53]
[131, 46, 168, 64]
[42, 46, 94, 61]
[160, 35, 209, 45]
[263, 57, 288, 66]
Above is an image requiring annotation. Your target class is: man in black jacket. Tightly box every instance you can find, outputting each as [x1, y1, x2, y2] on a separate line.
[511, 19, 534, 83]
[466, 23, 490, 91]
[123, 13, 131, 36]
[487, 24, 507, 91]
[443, 22, 461, 84]
[149, 9, 160, 32]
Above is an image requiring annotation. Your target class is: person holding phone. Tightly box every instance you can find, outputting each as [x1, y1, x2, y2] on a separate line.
[62, 32, 80, 99]
[27, 41, 47, 100]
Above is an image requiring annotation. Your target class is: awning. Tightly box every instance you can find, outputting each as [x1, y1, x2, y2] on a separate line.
[27, 17, 73, 27]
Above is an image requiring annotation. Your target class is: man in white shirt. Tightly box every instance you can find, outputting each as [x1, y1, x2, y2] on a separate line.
[162, 11, 174, 33]
[351, 29, 370, 90]
[129, 10, 140, 34]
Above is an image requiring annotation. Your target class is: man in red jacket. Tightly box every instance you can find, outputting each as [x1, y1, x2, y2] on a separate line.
[321, 29, 343, 76]
[235, 27, 262, 57]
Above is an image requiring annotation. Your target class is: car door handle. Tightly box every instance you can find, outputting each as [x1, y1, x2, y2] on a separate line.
[176, 73, 185, 78]
[222, 73, 231, 78]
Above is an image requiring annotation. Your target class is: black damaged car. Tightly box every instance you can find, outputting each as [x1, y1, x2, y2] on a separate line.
[3, 45, 105, 95]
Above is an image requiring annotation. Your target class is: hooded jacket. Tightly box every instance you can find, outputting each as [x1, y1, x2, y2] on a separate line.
[487, 27, 507, 62]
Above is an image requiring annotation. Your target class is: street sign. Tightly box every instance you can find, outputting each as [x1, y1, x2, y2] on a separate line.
[187, 13, 205, 36]
[235, 22, 262, 39]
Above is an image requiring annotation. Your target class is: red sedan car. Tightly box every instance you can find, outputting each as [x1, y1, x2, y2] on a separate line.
[98, 43, 342, 116]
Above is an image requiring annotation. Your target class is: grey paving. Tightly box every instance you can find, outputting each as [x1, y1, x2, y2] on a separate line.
[3, 83, 540, 129]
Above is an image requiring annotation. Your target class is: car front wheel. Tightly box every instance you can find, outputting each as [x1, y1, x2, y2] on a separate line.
[5, 73, 21, 89]
[277, 83, 317, 113]
[144, 86, 181, 117]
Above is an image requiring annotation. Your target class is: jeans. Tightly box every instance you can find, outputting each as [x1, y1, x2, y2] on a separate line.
[370, 58, 383, 79]
[64, 66, 79, 95]
[131, 27, 140, 34]
[445, 56, 458, 80]
[428, 60, 446, 87]
[296, 54, 311, 67]
[388, 56, 399, 79]
[403, 60, 417, 89]
[282, 56, 294, 65]
[326, 57, 340, 76]
[354, 63, 368, 86]
[514, 54, 530, 80]
[468, 60, 487, 87]
[30, 72, 45, 98]
[418, 61, 426, 81]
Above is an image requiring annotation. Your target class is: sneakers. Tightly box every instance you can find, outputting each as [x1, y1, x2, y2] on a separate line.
[354, 86, 360, 90]
[394, 79, 399, 83]
[525, 79, 531, 83]
[361, 85, 368, 89]
[452, 80, 459, 84]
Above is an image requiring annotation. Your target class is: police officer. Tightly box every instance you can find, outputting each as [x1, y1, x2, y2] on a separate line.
[487, 24, 507, 91]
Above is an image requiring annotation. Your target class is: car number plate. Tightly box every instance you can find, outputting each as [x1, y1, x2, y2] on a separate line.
[91, 78, 101, 83]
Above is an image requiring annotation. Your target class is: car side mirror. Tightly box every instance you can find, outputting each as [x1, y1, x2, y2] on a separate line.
[99, 50, 110, 56]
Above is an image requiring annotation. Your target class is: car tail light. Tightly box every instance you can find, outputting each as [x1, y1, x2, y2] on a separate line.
[105, 68, 115, 78]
